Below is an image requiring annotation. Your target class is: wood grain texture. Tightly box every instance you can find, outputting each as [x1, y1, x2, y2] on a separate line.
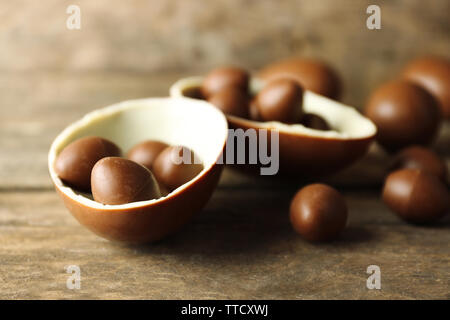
[0, 189, 449, 299]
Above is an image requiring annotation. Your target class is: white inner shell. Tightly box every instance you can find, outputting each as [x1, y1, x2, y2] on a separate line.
[170, 76, 377, 139]
[48, 97, 228, 209]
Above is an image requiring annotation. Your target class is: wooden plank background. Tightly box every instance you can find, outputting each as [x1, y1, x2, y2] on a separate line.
[0, 0, 449, 299]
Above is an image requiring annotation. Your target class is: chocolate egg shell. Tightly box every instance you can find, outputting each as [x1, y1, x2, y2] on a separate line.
[402, 56, 450, 119]
[171, 77, 376, 177]
[153, 146, 204, 191]
[208, 86, 250, 118]
[258, 58, 342, 100]
[127, 140, 169, 171]
[389, 146, 448, 182]
[255, 78, 303, 123]
[382, 169, 449, 224]
[365, 80, 441, 152]
[91, 157, 161, 205]
[54, 136, 121, 191]
[48, 97, 228, 243]
[290, 184, 348, 242]
[201, 67, 249, 98]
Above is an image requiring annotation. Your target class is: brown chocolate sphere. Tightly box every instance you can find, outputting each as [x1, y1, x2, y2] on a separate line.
[402, 56, 450, 119]
[256, 78, 303, 123]
[290, 184, 348, 242]
[127, 140, 169, 171]
[91, 157, 161, 205]
[54, 136, 122, 191]
[201, 67, 249, 98]
[153, 146, 204, 191]
[389, 146, 448, 182]
[208, 86, 250, 118]
[258, 58, 342, 100]
[300, 113, 331, 131]
[365, 80, 441, 152]
[382, 169, 449, 224]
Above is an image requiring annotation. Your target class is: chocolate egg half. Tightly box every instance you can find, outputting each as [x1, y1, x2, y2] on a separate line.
[54, 136, 121, 191]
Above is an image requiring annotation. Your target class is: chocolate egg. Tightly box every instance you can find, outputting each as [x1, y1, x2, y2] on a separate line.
[389, 146, 448, 182]
[365, 80, 441, 152]
[249, 97, 262, 121]
[300, 113, 331, 131]
[54, 136, 121, 191]
[91, 157, 161, 205]
[258, 58, 342, 99]
[382, 169, 449, 224]
[256, 78, 303, 122]
[208, 86, 250, 118]
[289, 184, 348, 242]
[402, 56, 450, 119]
[201, 67, 249, 98]
[153, 146, 204, 191]
[127, 140, 169, 171]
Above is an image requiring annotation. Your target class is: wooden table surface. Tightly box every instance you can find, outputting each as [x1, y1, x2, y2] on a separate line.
[0, 71, 449, 299]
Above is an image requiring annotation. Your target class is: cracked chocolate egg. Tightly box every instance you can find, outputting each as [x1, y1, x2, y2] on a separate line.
[49, 97, 228, 243]
[170, 76, 376, 177]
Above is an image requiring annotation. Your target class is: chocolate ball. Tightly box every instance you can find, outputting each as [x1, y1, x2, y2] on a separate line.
[208, 86, 250, 118]
[256, 78, 304, 123]
[402, 56, 450, 119]
[300, 113, 331, 131]
[201, 67, 249, 98]
[365, 80, 441, 152]
[91, 157, 161, 205]
[153, 146, 204, 191]
[127, 140, 169, 171]
[389, 146, 448, 182]
[258, 58, 342, 100]
[54, 136, 121, 191]
[382, 169, 449, 224]
[290, 184, 348, 242]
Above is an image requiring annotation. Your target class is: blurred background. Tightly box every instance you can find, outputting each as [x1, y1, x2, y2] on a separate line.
[0, 0, 449, 187]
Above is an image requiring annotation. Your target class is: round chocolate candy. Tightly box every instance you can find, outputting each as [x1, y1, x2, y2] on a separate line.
[208, 86, 250, 118]
[201, 67, 249, 98]
[127, 140, 169, 171]
[258, 58, 342, 100]
[91, 157, 161, 205]
[153, 146, 204, 191]
[290, 184, 348, 242]
[365, 80, 441, 152]
[402, 56, 450, 119]
[54, 136, 121, 191]
[389, 146, 448, 182]
[300, 113, 331, 131]
[256, 78, 304, 123]
[382, 169, 449, 224]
